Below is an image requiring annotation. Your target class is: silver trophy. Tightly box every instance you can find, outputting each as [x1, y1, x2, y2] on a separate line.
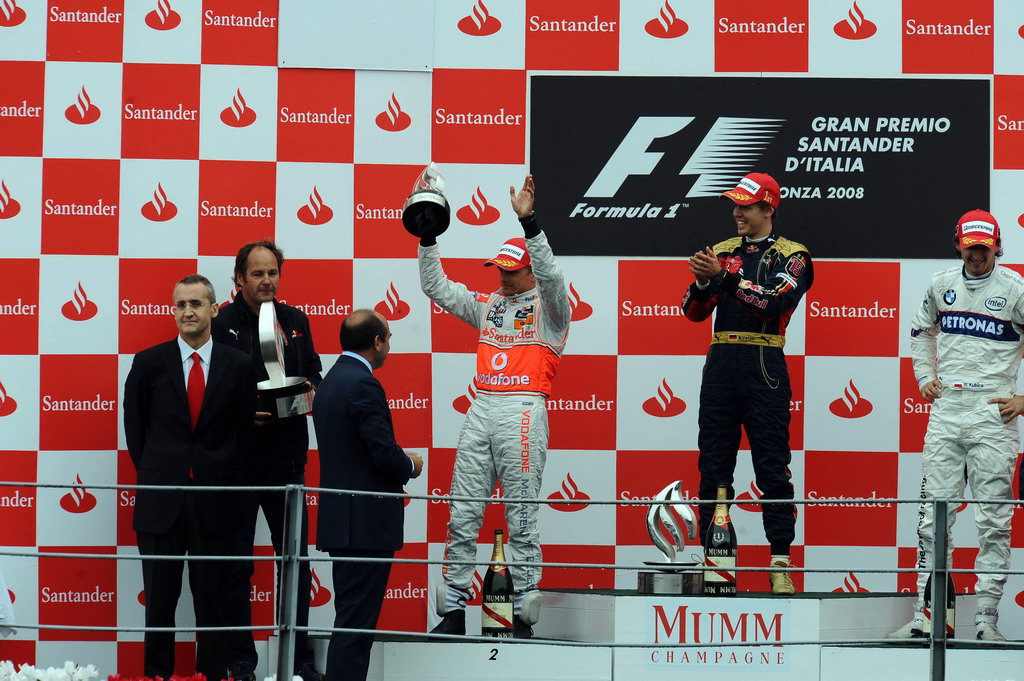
[638, 481, 703, 594]
[255, 301, 314, 418]
[401, 162, 450, 238]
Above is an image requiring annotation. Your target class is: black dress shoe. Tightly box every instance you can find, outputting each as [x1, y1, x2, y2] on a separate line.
[227, 662, 256, 681]
[430, 609, 466, 635]
[296, 662, 324, 681]
[513, 616, 533, 639]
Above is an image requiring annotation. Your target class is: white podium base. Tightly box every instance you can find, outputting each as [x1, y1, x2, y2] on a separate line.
[269, 590, 1018, 681]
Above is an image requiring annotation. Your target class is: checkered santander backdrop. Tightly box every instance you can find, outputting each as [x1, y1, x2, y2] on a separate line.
[4, 0, 1024, 672]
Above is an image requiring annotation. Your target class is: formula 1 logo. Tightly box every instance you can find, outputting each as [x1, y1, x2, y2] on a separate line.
[584, 116, 784, 199]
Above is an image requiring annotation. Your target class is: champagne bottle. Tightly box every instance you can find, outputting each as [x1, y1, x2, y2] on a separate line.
[922, 572, 955, 637]
[703, 485, 738, 596]
[482, 529, 514, 637]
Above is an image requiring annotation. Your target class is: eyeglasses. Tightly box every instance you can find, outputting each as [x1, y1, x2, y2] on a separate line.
[174, 300, 210, 311]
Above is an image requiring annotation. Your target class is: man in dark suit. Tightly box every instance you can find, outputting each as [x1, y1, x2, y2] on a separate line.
[123, 274, 257, 680]
[313, 309, 423, 681]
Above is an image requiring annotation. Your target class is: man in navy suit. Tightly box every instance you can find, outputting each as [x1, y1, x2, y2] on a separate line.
[313, 309, 422, 681]
[123, 274, 257, 680]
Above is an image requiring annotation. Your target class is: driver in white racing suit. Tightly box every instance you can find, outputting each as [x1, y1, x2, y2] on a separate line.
[418, 176, 570, 638]
[891, 210, 1024, 642]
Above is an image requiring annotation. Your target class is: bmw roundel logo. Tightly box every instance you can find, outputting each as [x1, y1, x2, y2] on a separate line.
[943, 290, 956, 305]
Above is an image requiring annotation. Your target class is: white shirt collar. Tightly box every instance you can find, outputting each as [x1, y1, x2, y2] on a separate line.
[178, 335, 213, 366]
[342, 350, 373, 372]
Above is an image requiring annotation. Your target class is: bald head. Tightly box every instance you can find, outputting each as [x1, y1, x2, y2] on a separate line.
[341, 309, 392, 369]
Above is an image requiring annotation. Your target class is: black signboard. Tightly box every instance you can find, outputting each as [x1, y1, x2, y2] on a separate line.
[531, 76, 989, 259]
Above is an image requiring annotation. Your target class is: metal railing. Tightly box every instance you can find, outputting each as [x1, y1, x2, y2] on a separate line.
[0, 481, 1019, 681]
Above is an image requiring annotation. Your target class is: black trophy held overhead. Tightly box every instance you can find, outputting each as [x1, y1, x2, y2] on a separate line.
[401, 162, 450, 239]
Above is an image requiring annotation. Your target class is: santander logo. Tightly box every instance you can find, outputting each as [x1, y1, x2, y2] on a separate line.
[834, 1, 876, 40]
[61, 282, 99, 321]
[467, 570, 483, 605]
[309, 568, 332, 607]
[456, 187, 500, 226]
[452, 384, 476, 414]
[735, 482, 764, 513]
[141, 183, 178, 222]
[829, 380, 873, 418]
[832, 572, 870, 593]
[145, 0, 180, 31]
[374, 283, 410, 321]
[59, 475, 98, 514]
[0, 180, 21, 220]
[0, 380, 17, 417]
[220, 89, 257, 127]
[546, 472, 591, 512]
[642, 379, 686, 418]
[567, 283, 592, 321]
[645, 1, 688, 39]
[375, 93, 411, 132]
[0, 0, 26, 27]
[458, 0, 501, 36]
[296, 186, 334, 225]
[65, 86, 101, 125]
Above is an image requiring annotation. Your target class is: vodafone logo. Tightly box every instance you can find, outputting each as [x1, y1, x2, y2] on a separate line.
[832, 572, 870, 593]
[61, 282, 99, 321]
[0, 180, 21, 219]
[141, 183, 178, 222]
[0, 379, 17, 417]
[735, 482, 764, 513]
[828, 380, 873, 418]
[834, 2, 876, 40]
[145, 0, 180, 31]
[296, 186, 334, 225]
[65, 86, 101, 125]
[490, 352, 508, 371]
[309, 568, 332, 607]
[220, 89, 257, 127]
[645, 1, 687, 39]
[0, 0, 26, 27]
[6, 589, 14, 604]
[642, 379, 686, 418]
[546, 472, 591, 512]
[567, 283, 592, 321]
[374, 283, 410, 321]
[1019, 24, 1024, 40]
[376, 93, 411, 132]
[59, 475, 98, 514]
[456, 187, 500, 226]
[458, 0, 501, 36]
[452, 384, 476, 414]
[138, 589, 146, 606]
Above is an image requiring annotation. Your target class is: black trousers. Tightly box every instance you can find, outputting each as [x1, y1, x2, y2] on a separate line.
[326, 549, 393, 681]
[137, 491, 249, 680]
[696, 345, 796, 555]
[226, 473, 314, 670]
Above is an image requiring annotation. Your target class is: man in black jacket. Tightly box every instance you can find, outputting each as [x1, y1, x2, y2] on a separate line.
[124, 274, 256, 679]
[314, 309, 422, 681]
[213, 240, 323, 681]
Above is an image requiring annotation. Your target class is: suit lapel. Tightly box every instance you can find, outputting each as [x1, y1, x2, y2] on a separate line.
[163, 340, 188, 409]
[202, 343, 228, 422]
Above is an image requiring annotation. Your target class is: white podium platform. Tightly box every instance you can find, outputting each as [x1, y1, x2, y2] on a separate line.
[275, 590, 1018, 681]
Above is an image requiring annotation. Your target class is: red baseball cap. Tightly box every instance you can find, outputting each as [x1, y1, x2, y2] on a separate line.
[955, 209, 1000, 249]
[484, 237, 532, 271]
[721, 172, 781, 208]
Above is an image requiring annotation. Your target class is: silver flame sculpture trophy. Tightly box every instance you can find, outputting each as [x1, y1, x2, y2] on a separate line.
[255, 301, 314, 418]
[401, 162, 450, 239]
[638, 480, 703, 594]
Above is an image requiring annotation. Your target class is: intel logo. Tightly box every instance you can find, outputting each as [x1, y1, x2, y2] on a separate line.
[985, 297, 1007, 312]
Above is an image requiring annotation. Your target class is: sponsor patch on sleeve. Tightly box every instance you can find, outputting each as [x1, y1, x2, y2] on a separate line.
[785, 255, 805, 279]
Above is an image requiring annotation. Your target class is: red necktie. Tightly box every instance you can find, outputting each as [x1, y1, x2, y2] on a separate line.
[187, 352, 205, 430]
